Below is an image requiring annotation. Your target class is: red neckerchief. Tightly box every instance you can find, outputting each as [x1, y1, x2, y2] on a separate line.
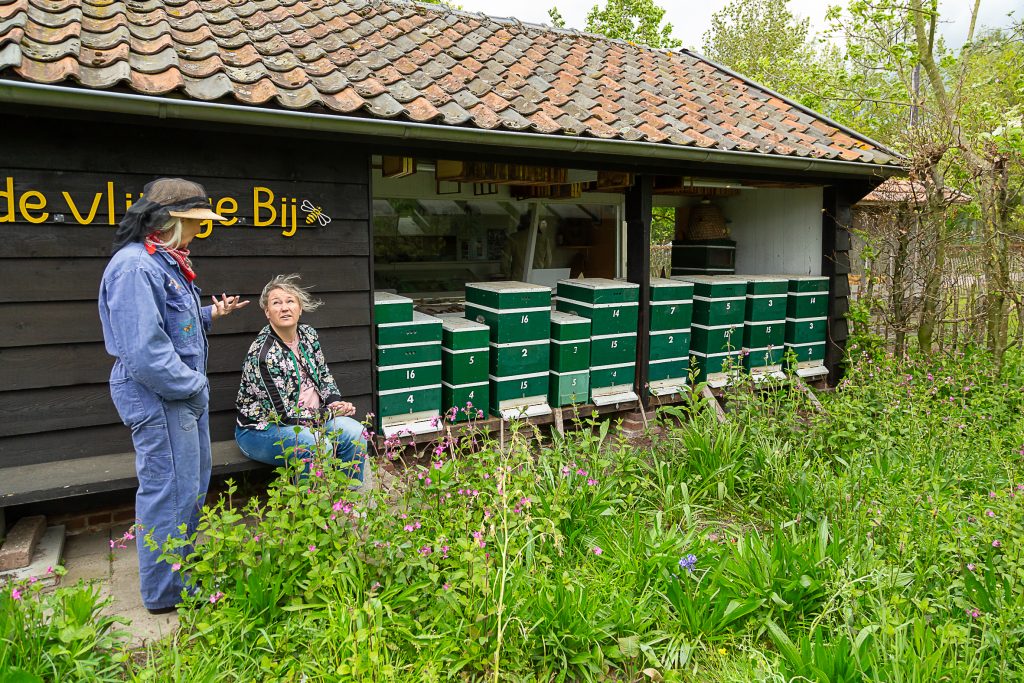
[145, 232, 197, 282]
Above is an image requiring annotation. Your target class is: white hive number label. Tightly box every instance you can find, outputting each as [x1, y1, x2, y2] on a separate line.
[520, 380, 529, 390]
[766, 326, 772, 335]
[521, 315, 529, 324]
[468, 356, 475, 365]
[669, 306, 676, 314]
[726, 302, 732, 311]
[809, 322, 814, 330]
[406, 395, 414, 404]
[468, 390, 475, 399]
[810, 297, 817, 304]
[668, 335, 674, 344]
[521, 348, 528, 358]
[572, 345, 578, 354]
[406, 370, 416, 380]
[571, 378, 577, 386]
[611, 340, 618, 349]
[768, 299, 773, 307]
[612, 309, 620, 318]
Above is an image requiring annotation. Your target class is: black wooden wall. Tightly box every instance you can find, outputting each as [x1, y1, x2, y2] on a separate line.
[0, 115, 373, 469]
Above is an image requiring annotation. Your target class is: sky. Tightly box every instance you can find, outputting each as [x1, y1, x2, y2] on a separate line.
[454, 0, 1020, 51]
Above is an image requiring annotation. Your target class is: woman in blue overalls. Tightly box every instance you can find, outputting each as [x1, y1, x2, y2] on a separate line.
[98, 178, 249, 614]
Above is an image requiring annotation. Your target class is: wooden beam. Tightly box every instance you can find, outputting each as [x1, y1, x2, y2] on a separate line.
[625, 175, 652, 410]
[700, 386, 728, 424]
[791, 377, 823, 412]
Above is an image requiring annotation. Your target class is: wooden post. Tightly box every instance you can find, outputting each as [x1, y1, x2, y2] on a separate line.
[626, 175, 653, 410]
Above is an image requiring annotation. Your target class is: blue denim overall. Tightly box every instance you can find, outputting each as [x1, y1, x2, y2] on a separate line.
[98, 242, 213, 610]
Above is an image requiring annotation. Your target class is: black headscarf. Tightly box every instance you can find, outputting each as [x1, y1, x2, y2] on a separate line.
[111, 178, 211, 253]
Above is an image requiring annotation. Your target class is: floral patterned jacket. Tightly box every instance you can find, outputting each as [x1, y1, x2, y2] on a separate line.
[235, 324, 343, 429]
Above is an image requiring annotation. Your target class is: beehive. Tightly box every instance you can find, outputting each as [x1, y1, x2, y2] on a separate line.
[785, 276, 829, 372]
[676, 275, 745, 384]
[375, 310, 443, 434]
[441, 317, 490, 422]
[648, 278, 693, 394]
[464, 281, 551, 343]
[465, 281, 552, 418]
[556, 278, 639, 402]
[670, 238, 736, 276]
[548, 311, 591, 407]
[741, 276, 787, 375]
[373, 291, 414, 325]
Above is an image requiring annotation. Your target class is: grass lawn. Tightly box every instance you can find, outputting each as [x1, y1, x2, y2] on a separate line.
[3, 341, 1023, 682]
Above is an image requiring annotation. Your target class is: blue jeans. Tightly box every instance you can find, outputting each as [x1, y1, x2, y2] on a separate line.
[110, 372, 211, 611]
[234, 416, 366, 483]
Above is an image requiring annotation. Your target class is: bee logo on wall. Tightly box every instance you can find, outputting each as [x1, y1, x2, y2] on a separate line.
[300, 200, 332, 227]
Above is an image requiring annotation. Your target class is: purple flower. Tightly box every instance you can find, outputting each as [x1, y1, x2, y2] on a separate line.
[308, 544, 317, 552]
[443, 582, 452, 591]
[679, 554, 698, 573]
[209, 591, 225, 604]
[592, 546, 603, 555]
[11, 588, 22, 600]
[966, 608, 981, 619]
[986, 509, 995, 518]
[587, 478, 598, 486]
[993, 540, 1002, 548]
[967, 563, 976, 571]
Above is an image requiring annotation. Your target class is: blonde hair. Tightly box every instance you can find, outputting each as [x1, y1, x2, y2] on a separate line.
[153, 217, 186, 249]
[260, 274, 323, 313]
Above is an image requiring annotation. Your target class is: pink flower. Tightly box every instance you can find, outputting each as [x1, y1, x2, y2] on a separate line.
[967, 563, 976, 571]
[576, 468, 587, 476]
[476, 410, 484, 419]
[440, 545, 449, 558]
[443, 582, 452, 591]
[434, 461, 443, 469]
[308, 545, 317, 552]
[993, 540, 1002, 548]
[27, 576, 37, 585]
[986, 510, 995, 518]
[587, 478, 598, 486]
[404, 524, 415, 532]
[46, 566, 53, 574]
[561, 466, 570, 476]
[171, 563, 181, 572]
[592, 546, 603, 555]
[966, 608, 981, 618]
[419, 545, 433, 556]
[314, 469, 324, 478]
[424, 477, 432, 485]
[209, 591, 224, 604]
[11, 588, 22, 600]
[333, 501, 344, 511]
[989, 491, 998, 499]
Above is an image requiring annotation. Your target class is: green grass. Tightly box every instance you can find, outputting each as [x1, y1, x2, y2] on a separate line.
[3, 340, 1023, 681]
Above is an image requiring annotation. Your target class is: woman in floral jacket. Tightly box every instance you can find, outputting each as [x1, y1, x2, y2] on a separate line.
[235, 274, 365, 482]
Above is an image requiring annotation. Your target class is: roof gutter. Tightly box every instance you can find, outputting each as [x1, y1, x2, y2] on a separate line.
[0, 80, 903, 178]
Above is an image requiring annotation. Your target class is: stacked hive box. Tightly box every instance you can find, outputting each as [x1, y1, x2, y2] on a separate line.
[556, 278, 639, 403]
[549, 311, 591, 407]
[374, 293, 442, 435]
[671, 239, 737, 276]
[441, 317, 490, 422]
[679, 275, 745, 384]
[741, 276, 788, 377]
[464, 282, 552, 418]
[785, 276, 829, 376]
[648, 277, 693, 395]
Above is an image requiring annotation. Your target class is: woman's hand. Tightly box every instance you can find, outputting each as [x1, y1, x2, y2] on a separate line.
[210, 294, 251, 321]
[328, 401, 356, 417]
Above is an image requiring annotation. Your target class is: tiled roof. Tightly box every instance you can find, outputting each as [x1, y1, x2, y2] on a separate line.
[858, 178, 970, 205]
[0, 0, 898, 166]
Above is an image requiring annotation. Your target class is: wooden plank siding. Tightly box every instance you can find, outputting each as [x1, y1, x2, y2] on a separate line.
[0, 115, 374, 475]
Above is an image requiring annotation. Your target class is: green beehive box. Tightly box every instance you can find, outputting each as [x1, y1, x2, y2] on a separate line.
[376, 341, 442, 367]
[442, 347, 488, 385]
[590, 332, 637, 367]
[742, 276, 788, 322]
[650, 278, 693, 331]
[551, 338, 591, 372]
[743, 320, 785, 350]
[785, 317, 827, 345]
[556, 298, 638, 335]
[743, 346, 785, 371]
[648, 356, 689, 382]
[378, 384, 442, 420]
[442, 316, 491, 351]
[465, 281, 552, 309]
[556, 278, 639, 304]
[556, 278, 639, 335]
[373, 291, 414, 325]
[376, 311, 442, 347]
[690, 350, 742, 382]
[788, 292, 829, 319]
[550, 310, 591, 341]
[785, 341, 827, 364]
[442, 381, 488, 422]
[464, 302, 551, 343]
[489, 339, 549, 377]
[677, 276, 746, 326]
[590, 362, 635, 392]
[691, 323, 742, 354]
[490, 372, 549, 415]
[549, 370, 590, 407]
[787, 275, 830, 294]
[650, 328, 691, 361]
[377, 359, 442, 392]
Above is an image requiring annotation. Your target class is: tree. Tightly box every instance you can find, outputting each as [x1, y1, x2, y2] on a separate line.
[547, 7, 566, 28]
[701, 0, 840, 108]
[580, 0, 681, 49]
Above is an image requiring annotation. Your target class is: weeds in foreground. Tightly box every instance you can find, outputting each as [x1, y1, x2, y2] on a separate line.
[2, 344, 1023, 681]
